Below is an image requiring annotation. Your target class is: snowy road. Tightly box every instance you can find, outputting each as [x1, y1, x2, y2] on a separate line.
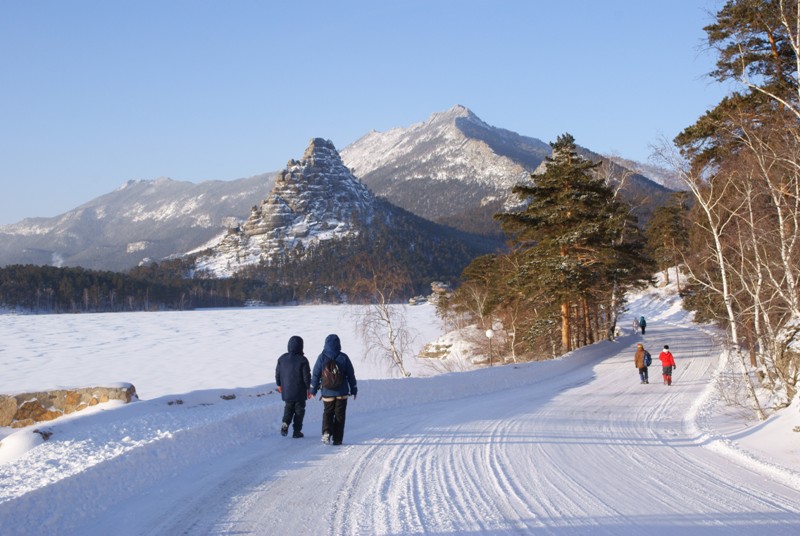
[54, 320, 800, 535]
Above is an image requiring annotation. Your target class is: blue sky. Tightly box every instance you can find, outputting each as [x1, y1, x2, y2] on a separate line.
[0, 1, 730, 225]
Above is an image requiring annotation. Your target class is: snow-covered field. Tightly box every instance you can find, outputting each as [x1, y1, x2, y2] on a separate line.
[1, 283, 799, 535]
[0, 304, 446, 399]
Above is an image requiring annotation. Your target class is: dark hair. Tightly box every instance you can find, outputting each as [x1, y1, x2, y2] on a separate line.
[664, 345, 669, 350]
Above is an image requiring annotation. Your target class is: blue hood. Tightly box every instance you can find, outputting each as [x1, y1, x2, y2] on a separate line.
[323, 334, 341, 358]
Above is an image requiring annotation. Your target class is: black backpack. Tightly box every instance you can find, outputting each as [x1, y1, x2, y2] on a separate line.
[644, 350, 652, 367]
[321, 357, 343, 390]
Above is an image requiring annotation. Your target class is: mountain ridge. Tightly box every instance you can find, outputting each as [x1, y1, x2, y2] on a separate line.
[0, 105, 676, 271]
[0, 174, 275, 271]
[341, 104, 674, 234]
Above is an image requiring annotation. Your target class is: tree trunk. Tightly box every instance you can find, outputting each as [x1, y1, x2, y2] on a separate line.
[608, 282, 619, 340]
[711, 206, 766, 420]
[583, 298, 593, 344]
[561, 300, 571, 353]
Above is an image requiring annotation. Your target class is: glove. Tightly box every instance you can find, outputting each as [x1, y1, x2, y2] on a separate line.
[277, 386, 282, 393]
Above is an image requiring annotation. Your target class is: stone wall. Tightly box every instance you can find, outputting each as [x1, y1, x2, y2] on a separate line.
[0, 384, 137, 428]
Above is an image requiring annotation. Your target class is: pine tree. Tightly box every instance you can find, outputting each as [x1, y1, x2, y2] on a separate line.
[675, 0, 798, 167]
[496, 133, 646, 353]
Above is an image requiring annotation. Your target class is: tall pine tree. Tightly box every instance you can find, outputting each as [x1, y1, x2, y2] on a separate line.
[497, 134, 647, 352]
[675, 0, 798, 168]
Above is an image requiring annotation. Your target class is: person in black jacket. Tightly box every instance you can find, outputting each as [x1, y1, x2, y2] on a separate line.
[275, 335, 312, 438]
[310, 334, 357, 445]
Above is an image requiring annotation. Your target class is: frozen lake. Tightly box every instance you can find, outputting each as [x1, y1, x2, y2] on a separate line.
[0, 304, 444, 399]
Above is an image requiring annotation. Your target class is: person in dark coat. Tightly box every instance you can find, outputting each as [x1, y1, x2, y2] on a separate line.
[634, 343, 650, 384]
[275, 335, 312, 438]
[639, 316, 647, 335]
[310, 334, 357, 445]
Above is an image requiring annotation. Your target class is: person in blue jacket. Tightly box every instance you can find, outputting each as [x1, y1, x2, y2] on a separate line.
[275, 335, 312, 438]
[310, 334, 358, 445]
[639, 316, 647, 335]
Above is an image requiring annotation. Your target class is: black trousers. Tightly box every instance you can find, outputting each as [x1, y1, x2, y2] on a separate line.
[322, 397, 348, 444]
[282, 400, 306, 432]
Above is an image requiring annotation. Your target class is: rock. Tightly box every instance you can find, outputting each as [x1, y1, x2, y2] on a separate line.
[0, 384, 137, 427]
[0, 395, 17, 426]
[194, 138, 375, 277]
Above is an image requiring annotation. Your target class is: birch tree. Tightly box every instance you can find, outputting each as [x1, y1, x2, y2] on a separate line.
[348, 259, 415, 378]
[657, 142, 767, 420]
[673, 0, 800, 411]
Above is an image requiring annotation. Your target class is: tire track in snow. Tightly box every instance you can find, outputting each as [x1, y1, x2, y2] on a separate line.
[483, 416, 543, 529]
[329, 434, 428, 535]
[73, 319, 800, 535]
[327, 397, 554, 535]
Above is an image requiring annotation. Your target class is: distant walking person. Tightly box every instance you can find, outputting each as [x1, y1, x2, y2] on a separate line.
[275, 335, 312, 438]
[632, 318, 640, 334]
[659, 345, 677, 386]
[639, 316, 647, 335]
[634, 343, 651, 384]
[310, 334, 358, 445]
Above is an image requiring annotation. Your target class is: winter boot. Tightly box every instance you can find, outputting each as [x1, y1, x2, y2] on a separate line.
[292, 431, 304, 438]
[281, 423, 289, 437]
[322, 432, 331, 444]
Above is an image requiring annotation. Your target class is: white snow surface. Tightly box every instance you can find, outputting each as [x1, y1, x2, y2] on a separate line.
[1, 283, 800, 535]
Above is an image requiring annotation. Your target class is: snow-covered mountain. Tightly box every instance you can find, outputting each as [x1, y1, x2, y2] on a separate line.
[342, 105, 550, 191]
[605, 154, 685, 191]
[193, 138, 489, 279]
[341, 105, 673, 234]
[0, 105, 674, 272]
[340, 105, 549, 233]
[193, 139, 376, 277]
[0, 174, 274, 271]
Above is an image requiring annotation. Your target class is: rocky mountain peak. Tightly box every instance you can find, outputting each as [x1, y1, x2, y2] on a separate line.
[428, 104, 480, 126]
[299, 137, 339, 165]
[193, 138, 376, 277]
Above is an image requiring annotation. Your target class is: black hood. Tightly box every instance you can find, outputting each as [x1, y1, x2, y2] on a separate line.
[288, 335, 304, 355]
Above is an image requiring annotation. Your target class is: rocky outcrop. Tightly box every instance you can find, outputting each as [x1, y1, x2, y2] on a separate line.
[194, 138, 376, 277]
[191, 137, 496, 283]
[0, 384, 137, 428]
